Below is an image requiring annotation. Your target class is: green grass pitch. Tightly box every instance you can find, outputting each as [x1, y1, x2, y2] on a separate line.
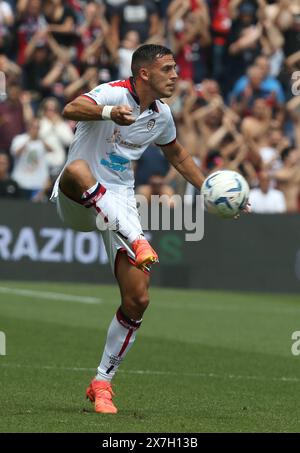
[1, 281, 300, 433]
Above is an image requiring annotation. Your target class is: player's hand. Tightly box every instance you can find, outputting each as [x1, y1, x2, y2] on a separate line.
[234, 202, 251, 219]
[111, 105, 136, 126]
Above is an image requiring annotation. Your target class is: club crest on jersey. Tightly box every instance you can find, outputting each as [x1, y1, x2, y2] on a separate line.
[147, 119, 156, 131]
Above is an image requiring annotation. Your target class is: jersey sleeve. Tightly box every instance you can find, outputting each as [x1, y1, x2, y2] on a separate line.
[155, 113, 177, 147]
[82, 84, 122, 106]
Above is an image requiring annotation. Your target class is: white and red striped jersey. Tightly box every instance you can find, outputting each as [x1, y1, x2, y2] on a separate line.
[53, 77, 176, 196]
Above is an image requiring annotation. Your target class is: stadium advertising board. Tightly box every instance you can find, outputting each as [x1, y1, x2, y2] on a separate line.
[0, 200, 300, 293]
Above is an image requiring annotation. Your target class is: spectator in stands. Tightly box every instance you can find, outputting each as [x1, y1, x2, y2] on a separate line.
[230, 55, 285, 106]
[241, 98, 273, 145]
[257, 13, 284, 79]
[276, 0, 300, 58]
[77, 1, 111, 62]
[36, 34, 79, 104]
[15, 0, 48, 66]
[38, 97, 73, 178]
[230, 65, 266, 115]
[240, 98, 276, 171]
[286, 94, 300, 152]
[10, 118, 52, 201]
[191, 94, 225, 159]
[256, 126, 288, 174]
[43, 0, 77, 47]
[164, 79, 203, 170]
[104, 0, 128, 21]
[110, 0, 162, 48]
[64, 65, 99, 101]
[273, 147, 300, 213]
[0, 82, 33, 154]
[76, 1, 117, 80]
[23, 28, 81, 104]
[227, 1, 262, 85]
[0, 53, 22, 85]
[0, 0, 298, 211]
[117, 30, 140, 79]
[249, 170, 286, 213]
[208, 0, 231, 87]
[168, 3, 211, 83]
[22, 29, 53, 101]
[135, 144, 177, 206]
[0, 0, 14, 56]
[0, 150, 22, 199]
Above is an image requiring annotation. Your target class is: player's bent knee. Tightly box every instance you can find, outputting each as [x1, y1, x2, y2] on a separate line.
[123, 292, 150, 311]
[63, 159, 91, 179]
[134, 293, 150, 310]
[60, 159, 95, 200]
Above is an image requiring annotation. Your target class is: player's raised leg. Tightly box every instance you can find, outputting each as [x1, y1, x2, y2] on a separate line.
[86, 252, 150, 413]
[59, 159, 158, 267]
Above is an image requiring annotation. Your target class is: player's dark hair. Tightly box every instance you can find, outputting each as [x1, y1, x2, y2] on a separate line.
[131, 44, 174, 78]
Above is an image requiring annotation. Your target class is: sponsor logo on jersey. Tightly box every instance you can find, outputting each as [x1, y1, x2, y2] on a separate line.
[106, 128, 142, 149]
[100, 152, 130, 172]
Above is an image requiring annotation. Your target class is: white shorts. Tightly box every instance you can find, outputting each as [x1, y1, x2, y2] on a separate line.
[56, 188, 146, 275]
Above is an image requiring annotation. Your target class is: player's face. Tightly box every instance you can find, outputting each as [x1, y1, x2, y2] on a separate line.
[147, 55, 178, 98]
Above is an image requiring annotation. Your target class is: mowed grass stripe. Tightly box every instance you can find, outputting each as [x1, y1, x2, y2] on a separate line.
[1, 362, 300, 383]
[0, 283, 299, 357]
[1, 281, 300, 432]
[0, 286, 101, 304]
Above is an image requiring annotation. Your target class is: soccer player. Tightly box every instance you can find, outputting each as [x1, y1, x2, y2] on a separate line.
[51, 44, 205, 414]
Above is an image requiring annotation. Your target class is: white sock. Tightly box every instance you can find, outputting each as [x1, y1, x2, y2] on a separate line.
[96, 307, 142, 382]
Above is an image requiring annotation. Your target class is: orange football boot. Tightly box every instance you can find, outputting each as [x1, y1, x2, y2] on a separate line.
[86, 379, 117, 414]
[132, 238, 159, 268]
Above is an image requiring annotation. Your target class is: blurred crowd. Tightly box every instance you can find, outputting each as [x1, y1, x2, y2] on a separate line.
[0, 0, 300, 213]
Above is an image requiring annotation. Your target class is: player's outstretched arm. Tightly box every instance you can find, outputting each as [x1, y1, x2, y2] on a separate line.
[62, 96, 136, 125]
[160, 140, 205, 190]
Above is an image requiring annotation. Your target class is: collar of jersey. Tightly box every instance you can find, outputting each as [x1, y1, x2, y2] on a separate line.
[128, 77, 159, 113]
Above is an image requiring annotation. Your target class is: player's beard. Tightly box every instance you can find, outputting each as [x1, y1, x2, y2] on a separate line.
[149, 80, 174, 99]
